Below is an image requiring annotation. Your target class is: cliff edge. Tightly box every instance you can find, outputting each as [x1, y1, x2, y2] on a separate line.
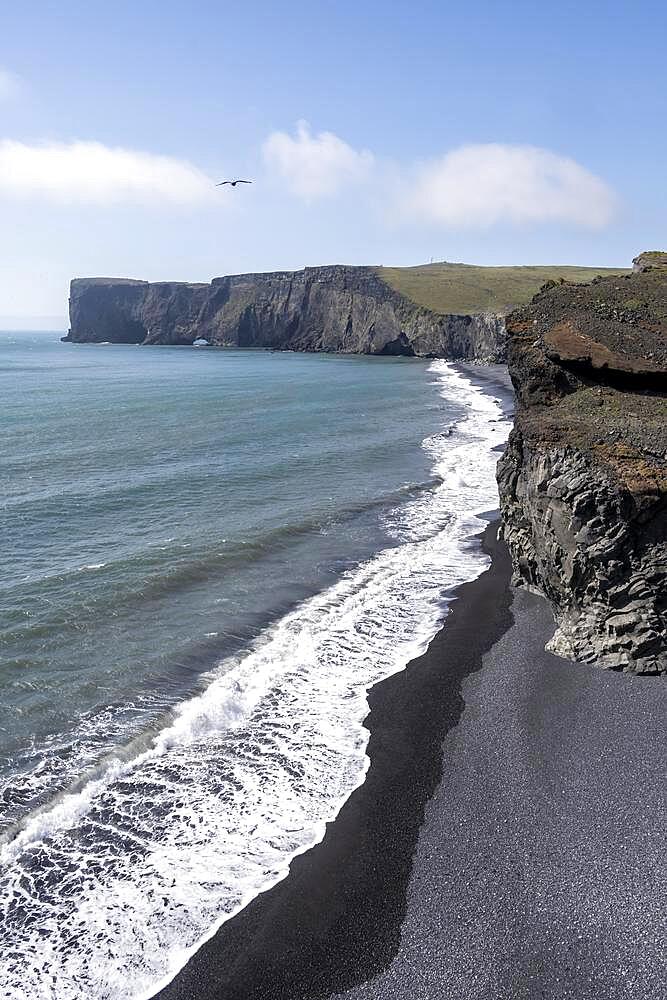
[64, 266, 506, 361]
[498, 257, 667, 673]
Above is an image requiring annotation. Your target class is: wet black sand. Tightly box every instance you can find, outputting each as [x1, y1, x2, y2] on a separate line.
[335, 587, 666, 1000]
[156, 524, 513, 1000]
[156, 523, 666, 1000]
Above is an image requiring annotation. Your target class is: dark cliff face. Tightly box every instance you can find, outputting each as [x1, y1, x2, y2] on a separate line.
[497, 264, 667, 674]
[65, 266, 506, 361]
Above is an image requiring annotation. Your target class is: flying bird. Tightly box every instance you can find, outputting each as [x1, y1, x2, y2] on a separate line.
[216, 179, 252, 187]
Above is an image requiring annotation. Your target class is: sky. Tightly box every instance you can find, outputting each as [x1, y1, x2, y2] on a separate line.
[0, 0, 665, 325]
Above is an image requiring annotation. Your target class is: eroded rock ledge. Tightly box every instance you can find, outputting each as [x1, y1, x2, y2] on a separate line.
[63, 266, 506, 361]
[498, 260, 666, 673]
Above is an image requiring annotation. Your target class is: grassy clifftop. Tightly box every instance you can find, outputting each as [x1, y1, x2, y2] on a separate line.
[377, 262, 630, 316]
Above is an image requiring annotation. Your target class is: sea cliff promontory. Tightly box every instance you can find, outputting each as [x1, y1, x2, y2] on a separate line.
[498, 256, 667, 673]
[64, 266, 506, 360]
[63, 263, 627, 362]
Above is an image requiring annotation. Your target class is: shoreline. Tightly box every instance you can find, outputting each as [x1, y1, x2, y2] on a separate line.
[156, 513, 667, 1000]
[156, 519, 514, 1000]
[1, 351, 515, 1000]
[336, 596, 666, 999]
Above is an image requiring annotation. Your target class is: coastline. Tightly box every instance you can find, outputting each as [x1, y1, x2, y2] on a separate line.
[156, 517, 666, 1000]
[335, 593, 666, 999]
[155, 519, 515, 1000]
[1, 349, 515, 1000]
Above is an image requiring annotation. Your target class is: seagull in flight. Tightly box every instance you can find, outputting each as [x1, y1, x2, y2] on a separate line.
[216, 179, 252, 187]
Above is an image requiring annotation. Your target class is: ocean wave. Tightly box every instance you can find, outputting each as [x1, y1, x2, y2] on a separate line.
[0, 362, 511, 1000]
[1, 478, 439, 606]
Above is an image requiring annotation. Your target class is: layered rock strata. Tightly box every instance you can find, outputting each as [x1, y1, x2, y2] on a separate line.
[498, 262, 667, 673]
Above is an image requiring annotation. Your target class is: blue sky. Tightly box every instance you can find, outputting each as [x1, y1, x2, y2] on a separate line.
[1, 0, 664, 323]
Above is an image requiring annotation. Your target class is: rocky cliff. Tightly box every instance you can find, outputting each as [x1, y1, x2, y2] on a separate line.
[498, 259, 667, 674]
[64, 266, 506, 361]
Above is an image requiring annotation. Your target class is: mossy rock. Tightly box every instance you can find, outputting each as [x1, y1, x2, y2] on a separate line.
[632, 251, 667, 272]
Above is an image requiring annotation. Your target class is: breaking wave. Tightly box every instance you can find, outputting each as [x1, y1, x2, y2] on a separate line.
[0, 362, 510, 1000]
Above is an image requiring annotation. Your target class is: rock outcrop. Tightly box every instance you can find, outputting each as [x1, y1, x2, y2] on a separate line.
[633, 250, 667, 273]
[498, 260, 667, 674]
[64, 266, 506, 361]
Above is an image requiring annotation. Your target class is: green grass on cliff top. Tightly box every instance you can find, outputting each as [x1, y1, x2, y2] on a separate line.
[377, 262, 630, 316]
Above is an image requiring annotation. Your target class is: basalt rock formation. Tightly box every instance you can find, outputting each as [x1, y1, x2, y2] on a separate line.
[64, 266, 506, 361]
[498, 259, 667, 674]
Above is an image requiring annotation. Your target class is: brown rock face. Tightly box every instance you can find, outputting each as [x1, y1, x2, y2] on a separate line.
[544, 321, 664, 378]
[632, 250, 667, 273]
[498, 264, 666, 674]
[64, 266, 507, 362]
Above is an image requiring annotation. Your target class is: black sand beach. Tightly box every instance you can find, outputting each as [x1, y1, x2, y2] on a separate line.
[156, 524, 666, 1000]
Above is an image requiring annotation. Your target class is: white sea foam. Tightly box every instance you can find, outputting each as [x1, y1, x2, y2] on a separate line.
[0, 362, 511, 1000]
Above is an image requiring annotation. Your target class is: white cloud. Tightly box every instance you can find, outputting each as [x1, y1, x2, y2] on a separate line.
[0, 140, 216, 204]
[0, 68, 21, 101]
[262, 120, 374, 200]
[262, 126, 615, 228]
[399, 143, 616, 229]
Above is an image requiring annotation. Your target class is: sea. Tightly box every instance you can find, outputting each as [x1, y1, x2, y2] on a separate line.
[0, 331, 511, 999]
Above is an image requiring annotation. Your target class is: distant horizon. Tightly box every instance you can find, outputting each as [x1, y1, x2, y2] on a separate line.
[0, 317, 67, 331]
